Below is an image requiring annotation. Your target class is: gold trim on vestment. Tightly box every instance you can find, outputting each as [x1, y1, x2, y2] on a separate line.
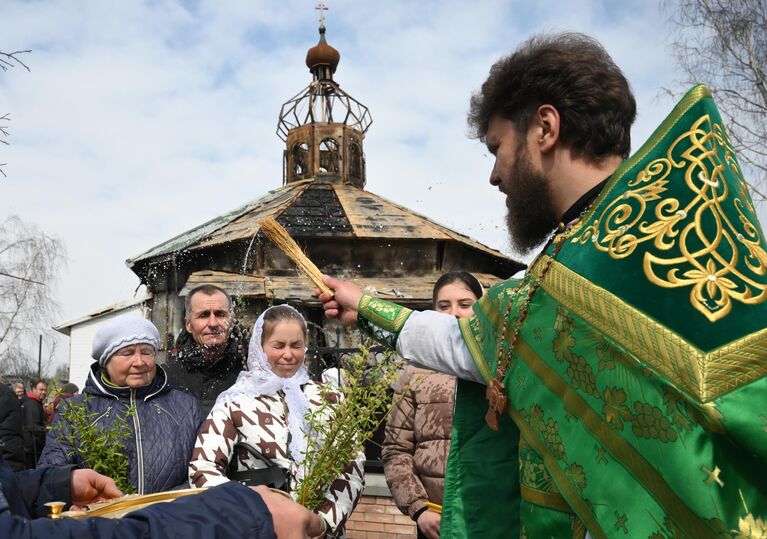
[536, 256, 767, 402]
[358, 295, 412, 333]
[520, 484, 573, 513]
[458, 316, 494, 383]
[573, 112, 767, 323]
[506, 403, 606, 539]
[515, 339, 719, 538]
[559, 86, 714, 241]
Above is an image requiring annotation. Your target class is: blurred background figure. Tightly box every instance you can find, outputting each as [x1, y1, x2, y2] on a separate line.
[0, 379, 25, 471]
[45, 382, 79, 424]
[13, 383, 25, 401]
[21, 379, 48, 469]
[382, 272, 483, 539]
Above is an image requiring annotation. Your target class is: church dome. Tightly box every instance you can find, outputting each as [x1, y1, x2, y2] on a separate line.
[306, 25, 340, 73]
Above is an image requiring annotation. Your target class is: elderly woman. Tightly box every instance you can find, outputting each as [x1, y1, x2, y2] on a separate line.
[189, 305, 364, 538]
[39, 315, 201, 494]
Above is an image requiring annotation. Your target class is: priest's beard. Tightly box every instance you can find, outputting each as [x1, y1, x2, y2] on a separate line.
[504, 143, 559, 255]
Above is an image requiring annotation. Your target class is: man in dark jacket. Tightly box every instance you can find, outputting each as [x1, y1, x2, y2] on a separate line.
[0, 454, 324, 538]
[164, 284, 250, 416]
[0, 384, 25, 471]
[21, 379, 47, 469]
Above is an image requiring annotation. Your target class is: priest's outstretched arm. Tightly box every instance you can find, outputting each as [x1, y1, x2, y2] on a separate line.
[318, 275, 485, 384]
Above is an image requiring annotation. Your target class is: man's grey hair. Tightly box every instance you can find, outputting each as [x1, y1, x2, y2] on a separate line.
[184, 284, 233, 321]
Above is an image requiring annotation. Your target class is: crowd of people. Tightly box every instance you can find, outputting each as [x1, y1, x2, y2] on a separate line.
[4, 29, 766, 539]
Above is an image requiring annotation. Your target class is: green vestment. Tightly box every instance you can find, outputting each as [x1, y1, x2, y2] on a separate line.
[359, 86, 767, 538]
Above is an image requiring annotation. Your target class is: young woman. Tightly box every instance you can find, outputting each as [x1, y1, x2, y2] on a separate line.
[381, 272, 483, 539]
[189, 305, 364, 538]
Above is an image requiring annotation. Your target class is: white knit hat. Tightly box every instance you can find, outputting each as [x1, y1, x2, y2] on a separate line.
[91, 315, 161, 368]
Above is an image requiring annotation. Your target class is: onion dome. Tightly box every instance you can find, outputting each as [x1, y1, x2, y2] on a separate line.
[305, 25, 340, 78]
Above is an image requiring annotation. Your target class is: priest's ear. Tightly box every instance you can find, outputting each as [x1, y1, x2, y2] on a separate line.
[532, 104, 561, 155]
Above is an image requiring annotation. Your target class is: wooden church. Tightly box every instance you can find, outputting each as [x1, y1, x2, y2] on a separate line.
[126, 21, 523, 353]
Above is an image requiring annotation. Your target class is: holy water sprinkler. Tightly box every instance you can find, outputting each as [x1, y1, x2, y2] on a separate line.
[258, 217, 332, 295]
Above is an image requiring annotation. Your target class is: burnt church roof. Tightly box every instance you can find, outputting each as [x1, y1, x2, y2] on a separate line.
[126, 179, 513, 269]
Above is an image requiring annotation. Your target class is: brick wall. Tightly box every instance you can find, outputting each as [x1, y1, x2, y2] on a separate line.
[346, 494, 416, 538]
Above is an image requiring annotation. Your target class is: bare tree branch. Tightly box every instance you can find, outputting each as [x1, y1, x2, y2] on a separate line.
[663, 0, 767, 197]
[0, 215, 66, 376]
[1, 50, 31, 178]
[0, 50, 31, 72]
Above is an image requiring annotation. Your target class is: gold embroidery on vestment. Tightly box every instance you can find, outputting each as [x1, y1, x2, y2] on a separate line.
[514, 338, 718, 538]
[573, 113, 767, 322]
[701, 465, 724, 487]
[540, 257, 767, 403]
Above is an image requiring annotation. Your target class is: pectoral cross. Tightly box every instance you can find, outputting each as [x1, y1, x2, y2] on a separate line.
[315, 2, 328, 26]
[485, 378, 508, 431]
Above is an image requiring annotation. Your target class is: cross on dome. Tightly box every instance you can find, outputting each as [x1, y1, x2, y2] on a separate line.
[315, 2, 328, 27]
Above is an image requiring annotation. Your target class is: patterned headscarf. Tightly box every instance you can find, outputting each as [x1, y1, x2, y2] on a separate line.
[212, 305, 311, 470]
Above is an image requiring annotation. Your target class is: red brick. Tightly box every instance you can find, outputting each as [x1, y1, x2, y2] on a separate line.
[384, 504, 404, 515]
[366, 513, 394, 523]
[355, 521, 385, 532]
[387, 524, 417, 534]
[393, 515, 415, 526]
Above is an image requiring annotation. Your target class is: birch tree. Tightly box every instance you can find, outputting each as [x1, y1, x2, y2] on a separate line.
[665, 0, 767, 199]
[0, 215, 65, 376]
[1, 50, 30, 178]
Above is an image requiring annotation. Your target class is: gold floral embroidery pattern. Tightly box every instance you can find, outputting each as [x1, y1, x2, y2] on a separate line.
[630, 402, 677, 443]
[574, 114, 767, 322]
[553, 307, 599, 398]
[527, 405, 568, 462]
[358, 295, 412, 332]
[735, 513, 767, 539]
[553, 307, 680, 444]
[541, 256, 767, 402]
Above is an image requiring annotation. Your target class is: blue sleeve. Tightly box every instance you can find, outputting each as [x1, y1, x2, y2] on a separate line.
[1, 481, 276, 539]
[14, 465, 74, 518]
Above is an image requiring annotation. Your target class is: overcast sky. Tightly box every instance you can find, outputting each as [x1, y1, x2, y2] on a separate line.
[1, 0, 685, 362]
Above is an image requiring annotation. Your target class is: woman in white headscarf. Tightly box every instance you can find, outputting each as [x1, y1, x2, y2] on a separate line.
[189, 305, 365, 538]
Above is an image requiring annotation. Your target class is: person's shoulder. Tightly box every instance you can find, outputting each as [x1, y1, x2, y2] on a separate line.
[0, 384, 15, 401]
[166, 386, 198, 403]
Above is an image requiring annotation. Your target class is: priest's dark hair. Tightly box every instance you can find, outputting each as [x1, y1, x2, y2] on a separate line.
[468, 32, 636, 161]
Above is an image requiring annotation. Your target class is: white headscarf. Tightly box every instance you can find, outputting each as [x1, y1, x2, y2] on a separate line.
[213, 304, 311, 470]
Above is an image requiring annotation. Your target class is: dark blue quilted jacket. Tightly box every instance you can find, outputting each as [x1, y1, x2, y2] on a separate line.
[38, 363, 201, 494]
[0, 455, 276, 538]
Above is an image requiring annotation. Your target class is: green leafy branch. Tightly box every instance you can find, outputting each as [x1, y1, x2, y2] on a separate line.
[297, 342, 403, 510]
[52, 395, 136, 494]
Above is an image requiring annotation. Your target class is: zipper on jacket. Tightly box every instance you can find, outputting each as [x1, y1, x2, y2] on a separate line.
[152, 403, 181, 427]
[130, 390, 145, 495]
[90, 406, 112, 427]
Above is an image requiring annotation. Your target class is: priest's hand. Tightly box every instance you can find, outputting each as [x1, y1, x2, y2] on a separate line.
[252, 486, 325, 538]
[70, 468, 123, 509]
[316, 275, 362, 326]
